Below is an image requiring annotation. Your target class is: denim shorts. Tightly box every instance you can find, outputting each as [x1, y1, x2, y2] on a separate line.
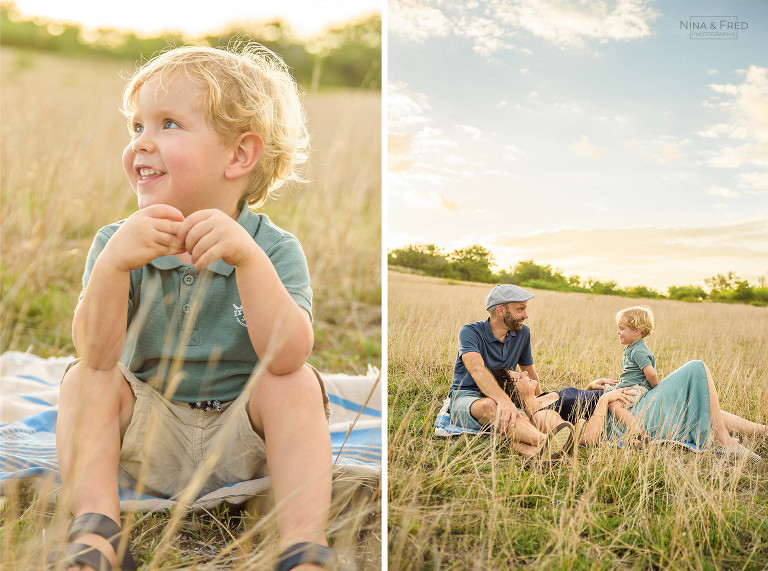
[449, 388, 525, 431]
[448, 389, 489, 431]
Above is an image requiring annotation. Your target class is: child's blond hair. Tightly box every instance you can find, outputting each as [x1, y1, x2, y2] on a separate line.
[121, 43, 310, 207]
[616, 305, 654, 337]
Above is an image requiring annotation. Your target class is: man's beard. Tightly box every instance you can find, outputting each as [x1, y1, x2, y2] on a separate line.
[503, 309, 524, 331]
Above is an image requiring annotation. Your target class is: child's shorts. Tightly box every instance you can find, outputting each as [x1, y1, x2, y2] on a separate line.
[109, 362, 330, 499]
[604, 382, 649, 409]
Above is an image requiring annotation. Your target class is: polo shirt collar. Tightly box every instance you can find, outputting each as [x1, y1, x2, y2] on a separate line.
[483, 317, 515, 344]
[149, 202, 262, 276]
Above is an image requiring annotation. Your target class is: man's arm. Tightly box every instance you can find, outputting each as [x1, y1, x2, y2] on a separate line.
[462, 351, 518, 431]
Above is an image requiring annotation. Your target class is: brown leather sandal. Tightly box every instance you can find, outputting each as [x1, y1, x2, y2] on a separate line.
[275, 542, 336, 570]
[49, 513, 136, 571]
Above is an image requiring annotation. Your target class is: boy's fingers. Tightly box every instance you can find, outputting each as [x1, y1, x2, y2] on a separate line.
[143, 203, 185, 221]
[166, 220, 182, 236]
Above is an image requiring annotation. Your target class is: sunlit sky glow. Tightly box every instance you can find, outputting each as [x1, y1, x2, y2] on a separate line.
[10, 0, 381, 38]
[388, 0, 768, 291]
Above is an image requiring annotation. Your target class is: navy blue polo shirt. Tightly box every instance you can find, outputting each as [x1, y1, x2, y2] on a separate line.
[449, 319, 534, 394]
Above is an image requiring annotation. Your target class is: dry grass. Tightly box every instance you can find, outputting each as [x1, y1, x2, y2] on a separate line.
[0, 46, 381, 570]
[388, 269, 768, 569]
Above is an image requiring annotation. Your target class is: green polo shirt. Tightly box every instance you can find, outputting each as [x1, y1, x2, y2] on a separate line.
[79, 203, 312, 402]
[618, 338, 655, 390]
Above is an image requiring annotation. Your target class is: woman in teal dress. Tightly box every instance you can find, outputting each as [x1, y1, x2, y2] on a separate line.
[492, 361, 767, 460]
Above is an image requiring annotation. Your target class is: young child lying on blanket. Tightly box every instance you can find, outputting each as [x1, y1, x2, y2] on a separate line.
[55, 44, 334, 571]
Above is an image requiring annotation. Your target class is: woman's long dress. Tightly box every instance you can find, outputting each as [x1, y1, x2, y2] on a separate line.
[608, 360, 712, 447]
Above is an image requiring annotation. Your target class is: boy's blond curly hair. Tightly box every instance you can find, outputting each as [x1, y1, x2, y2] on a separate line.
[121, 42, 310, 208]
[616, 305, 655, 337]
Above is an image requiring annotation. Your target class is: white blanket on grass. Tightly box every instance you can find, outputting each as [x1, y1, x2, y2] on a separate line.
[0, 351, 381, 513]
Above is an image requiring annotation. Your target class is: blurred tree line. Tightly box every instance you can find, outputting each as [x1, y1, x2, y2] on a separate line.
[388, 244, 768, 307]
[0, 2, 380, 89]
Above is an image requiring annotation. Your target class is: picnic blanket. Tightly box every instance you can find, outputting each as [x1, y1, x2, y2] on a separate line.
[0, 351, 381, 512]
[433, 395, 703, 452]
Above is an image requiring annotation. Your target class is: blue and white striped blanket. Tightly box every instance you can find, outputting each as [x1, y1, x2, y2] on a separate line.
[433, 397, 482, 437]
[0, 352, 381, 512]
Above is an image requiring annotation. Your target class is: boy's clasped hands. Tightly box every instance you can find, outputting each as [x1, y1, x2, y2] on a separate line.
[103, 203, 257, 272]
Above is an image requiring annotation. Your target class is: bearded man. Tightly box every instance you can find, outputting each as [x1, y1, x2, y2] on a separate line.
[446, 284, 573, 459]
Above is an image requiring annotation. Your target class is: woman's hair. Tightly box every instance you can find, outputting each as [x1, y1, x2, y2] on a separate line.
[489, 368, 525, 409]
[121, 42, 310, 208]
[616, 305, 655, 337]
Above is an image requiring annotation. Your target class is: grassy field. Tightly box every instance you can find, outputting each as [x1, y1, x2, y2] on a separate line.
[0, 46, 381, 569]
[388, 269, 768, 570]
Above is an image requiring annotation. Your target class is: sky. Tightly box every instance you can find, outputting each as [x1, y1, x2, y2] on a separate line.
[10, 0, 381, 38]
[388, 0, 768, 291]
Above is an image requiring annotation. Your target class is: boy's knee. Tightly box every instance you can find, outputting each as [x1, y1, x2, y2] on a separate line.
[250, 365, 322, 406]
[60, 361, 130, 402]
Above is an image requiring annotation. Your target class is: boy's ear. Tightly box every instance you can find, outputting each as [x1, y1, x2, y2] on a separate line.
[225, 132, 264, 180]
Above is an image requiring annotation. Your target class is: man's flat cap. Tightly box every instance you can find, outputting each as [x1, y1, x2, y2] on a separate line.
[485, 284, 534, 311]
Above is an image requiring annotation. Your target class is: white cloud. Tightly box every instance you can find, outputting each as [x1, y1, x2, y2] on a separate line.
[493, 0, 659, 48]
[459, 124, 483, 139]
[708, 186, 740, 198]
[625, 136, 690, 165]
[571, 135, 609, 159]
[389, 0, 451, 42]
[389, 0, 659, 55]
[702, 66, 768, 168]
[739, 172, 768, 191]
[388, 81, 432, 133]
[504, 144, 526, 161]
[708, 143, 768, 169]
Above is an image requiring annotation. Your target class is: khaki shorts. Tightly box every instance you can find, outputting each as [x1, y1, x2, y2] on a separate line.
[66, 360, 330, 499]
[604, 382, 649, 409]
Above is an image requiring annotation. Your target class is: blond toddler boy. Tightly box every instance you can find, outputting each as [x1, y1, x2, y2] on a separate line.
[54, 44, 334, 571]
[605, 305, 658, 443]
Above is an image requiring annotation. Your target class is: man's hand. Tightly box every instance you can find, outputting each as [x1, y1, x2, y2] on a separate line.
[493, 395, 518, 432]
[103, 204, 186, 272]
[176, 209, 257, 270]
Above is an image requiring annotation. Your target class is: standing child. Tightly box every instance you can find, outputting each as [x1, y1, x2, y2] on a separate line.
[54, 44, 335, 571]
[605, 305, 658, 442]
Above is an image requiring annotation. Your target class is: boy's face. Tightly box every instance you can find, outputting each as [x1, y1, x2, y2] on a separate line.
[122, 74, 240, 218]
[617, 318, 642, 346]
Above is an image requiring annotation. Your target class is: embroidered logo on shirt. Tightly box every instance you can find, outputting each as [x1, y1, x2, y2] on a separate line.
[233, 304, 247, 327]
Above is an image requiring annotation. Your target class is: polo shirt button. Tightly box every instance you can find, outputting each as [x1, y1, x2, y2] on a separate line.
[183, 274, 195, 285]
[182, 303, 191, 314]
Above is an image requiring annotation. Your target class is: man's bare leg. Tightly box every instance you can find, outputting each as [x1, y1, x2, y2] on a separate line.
[469, 398, 547, 446]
